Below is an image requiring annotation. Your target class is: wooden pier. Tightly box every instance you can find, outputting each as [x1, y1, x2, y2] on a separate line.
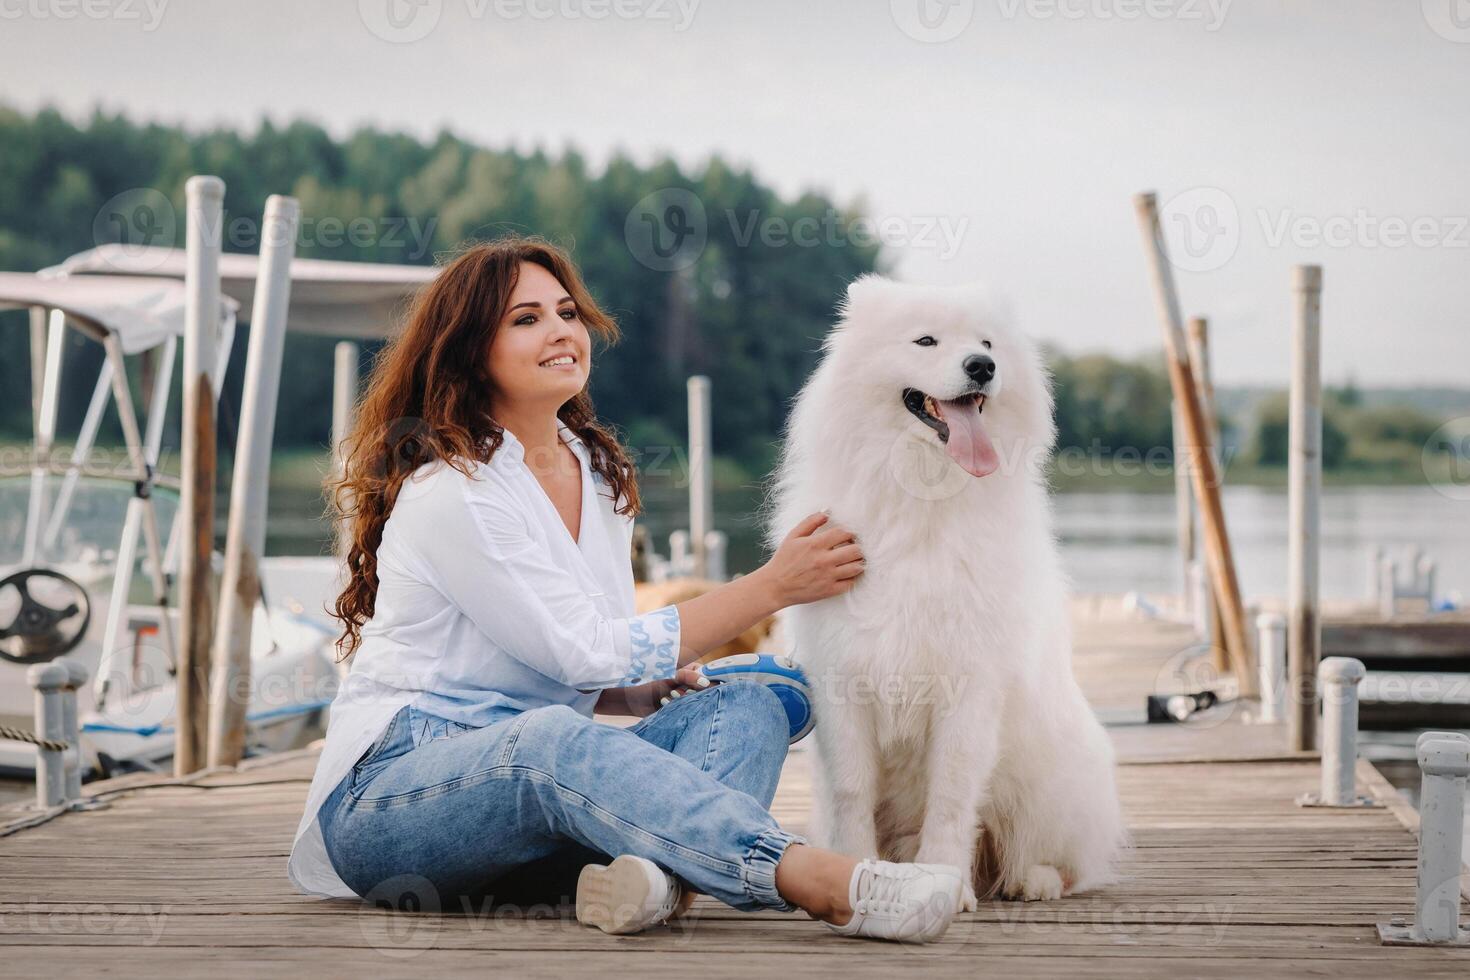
[3, 613, 1469, 977]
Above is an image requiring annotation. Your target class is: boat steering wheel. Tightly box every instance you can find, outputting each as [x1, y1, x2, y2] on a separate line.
[0, 568, 91, 665]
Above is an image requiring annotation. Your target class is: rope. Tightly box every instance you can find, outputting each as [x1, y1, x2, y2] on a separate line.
[0, 724, 68, 752]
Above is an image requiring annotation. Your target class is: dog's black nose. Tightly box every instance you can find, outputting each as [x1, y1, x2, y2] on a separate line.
[963, 354, 996, 383]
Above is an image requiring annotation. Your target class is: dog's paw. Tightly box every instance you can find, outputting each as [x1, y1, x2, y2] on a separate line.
[959, 880, 979, 912]
[1002, 865, 1065, 902]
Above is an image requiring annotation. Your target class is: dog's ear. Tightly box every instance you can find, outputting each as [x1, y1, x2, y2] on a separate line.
[838, 274, 887, 323]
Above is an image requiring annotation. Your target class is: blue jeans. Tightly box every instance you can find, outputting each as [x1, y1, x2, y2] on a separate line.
[318, 681, 806, 913]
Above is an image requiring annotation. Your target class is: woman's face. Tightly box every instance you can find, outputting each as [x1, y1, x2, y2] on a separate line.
[486, 262, 592, 411]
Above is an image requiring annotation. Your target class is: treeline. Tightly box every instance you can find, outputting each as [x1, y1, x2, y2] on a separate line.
[0, 105, 1456, 480]
[1050, 350, 1453, 473]
[0, 104, 879, 470]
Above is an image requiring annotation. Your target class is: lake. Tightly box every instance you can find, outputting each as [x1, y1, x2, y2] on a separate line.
[635, 482, 1469, 604]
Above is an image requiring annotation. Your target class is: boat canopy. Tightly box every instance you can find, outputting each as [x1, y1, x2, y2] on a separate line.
[47, 245, 437, 338]
[0, 271, 237, 355]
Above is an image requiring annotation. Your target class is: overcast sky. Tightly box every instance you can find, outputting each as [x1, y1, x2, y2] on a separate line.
[3, 0, 1467, 385]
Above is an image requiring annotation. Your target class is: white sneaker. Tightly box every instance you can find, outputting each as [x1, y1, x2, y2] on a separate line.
[576, 855, 683, 935]
[824, 859, 965, 943]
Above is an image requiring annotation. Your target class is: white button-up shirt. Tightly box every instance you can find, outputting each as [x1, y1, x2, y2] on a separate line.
[288, 421, 682, 898]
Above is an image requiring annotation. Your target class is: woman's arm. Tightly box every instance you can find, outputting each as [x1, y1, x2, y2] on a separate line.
[597, 512, 861, 716]
[670, 511, 861, 665]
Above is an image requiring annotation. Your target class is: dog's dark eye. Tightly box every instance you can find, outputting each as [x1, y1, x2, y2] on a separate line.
[981, 340, 992, 349]
[914, 336, 937, 347]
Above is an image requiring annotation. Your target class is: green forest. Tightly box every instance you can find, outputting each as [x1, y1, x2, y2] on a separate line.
[0, 105, 1460, 489]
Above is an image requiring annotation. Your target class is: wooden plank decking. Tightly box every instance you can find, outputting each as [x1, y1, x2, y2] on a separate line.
[3, 613, 1469, 977]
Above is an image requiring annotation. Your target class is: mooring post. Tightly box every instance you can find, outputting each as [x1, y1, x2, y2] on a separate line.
[208, 195, 300, 769]
[1378, 731, 1470, 947]
[1133, 192, 1256, 697]
[1319, 657, 1366, 805]
[1378, 555, 1398, 619]
[332, 341, 359, 560]
[1172, 398, 1194, 616]
[704, 530, 728, 582]
[1418, 555, 1437, 608]
[61, 659, 88, 801]
[28, 662, 68, 809]
[1255, 612, 1286, 723]
[669, 530, 690, 578]
[1287, 265, 1323, 753]
[687, 376, 713, 580]
[1189, 560, 1212, 640]
[176, 174, 225, 776]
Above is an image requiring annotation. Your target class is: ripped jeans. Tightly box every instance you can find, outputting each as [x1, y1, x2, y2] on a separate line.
[317, 681, 807, 913]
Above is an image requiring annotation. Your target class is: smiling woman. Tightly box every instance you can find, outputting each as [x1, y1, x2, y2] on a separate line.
[287, 238, 960, 943]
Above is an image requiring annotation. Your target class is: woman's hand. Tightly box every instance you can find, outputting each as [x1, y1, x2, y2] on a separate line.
[603, 665, 719, 718]
[654, 665, 718, 709]
[756, 511, 865, 607]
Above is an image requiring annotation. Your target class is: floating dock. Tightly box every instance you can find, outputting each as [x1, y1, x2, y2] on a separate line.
[3, 612, 1468, 977]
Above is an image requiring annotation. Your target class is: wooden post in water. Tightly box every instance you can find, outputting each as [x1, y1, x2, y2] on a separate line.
[176, 175, 225, 776]
[1186, 317, 1228, 669]
[687, 375, 713, 580]
[1288, 265, 1324, 752]
[1171, 399, 1194, 616]
[332, 341, 359, 560]
[208, 195, 300, 768]
[1133, 192, 1256, 697]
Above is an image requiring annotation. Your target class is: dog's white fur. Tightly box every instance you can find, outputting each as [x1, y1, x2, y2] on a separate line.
[766, 276, 1126, 908]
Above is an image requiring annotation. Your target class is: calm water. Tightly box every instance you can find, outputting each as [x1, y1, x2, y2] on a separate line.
[635, 482, 1469, 604]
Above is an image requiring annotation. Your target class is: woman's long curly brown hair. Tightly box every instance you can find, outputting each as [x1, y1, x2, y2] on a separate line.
[327, 237, 641, 660]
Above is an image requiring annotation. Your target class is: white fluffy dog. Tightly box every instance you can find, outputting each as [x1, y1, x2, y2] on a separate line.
[766, 276, 1126, 908]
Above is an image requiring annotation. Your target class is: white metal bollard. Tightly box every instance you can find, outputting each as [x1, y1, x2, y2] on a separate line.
[1255, 612, 1286, 724]
[1378, 556, 1398, 619]
[687, 376, 713, 580]
[61, 659, 88, 801]
[704, 530, 727, 583]
[1296, 658, 1378, 807]
[1378, 731, 1470, 946]
[24, 659, 94, 812]
[28, 661, 68, 808]
[1189, 560, 1211, 640]
[668, 530, 690, 578]
[1416, 556, 1437, 607]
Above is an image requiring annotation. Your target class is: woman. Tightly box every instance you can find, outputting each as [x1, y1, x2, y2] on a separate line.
[286, 238, 964, 942]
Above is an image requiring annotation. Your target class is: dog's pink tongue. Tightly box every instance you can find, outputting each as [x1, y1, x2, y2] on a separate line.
[937, 397, 999, 477]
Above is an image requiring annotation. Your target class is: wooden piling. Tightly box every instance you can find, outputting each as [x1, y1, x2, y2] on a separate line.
[1186, 316, 1228, 668]
[332, 341, 359, 560]
[1288, 265, 1324, 752]
[175, 175, 225, 776]
[687, 375, 713, 580]
[1132, 192, 1256, 697]
[208, 195, 300, 768]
